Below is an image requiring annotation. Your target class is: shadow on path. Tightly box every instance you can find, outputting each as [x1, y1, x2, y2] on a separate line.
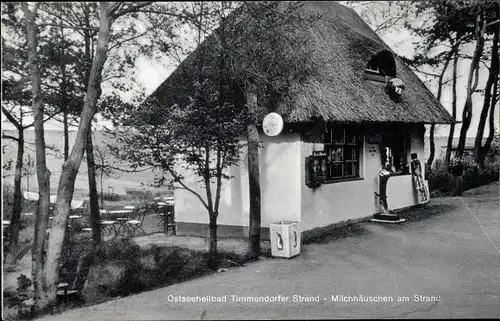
[303, 223, 370, 245]
[303, 202, 458, 245]
[397, 203, 457, 222]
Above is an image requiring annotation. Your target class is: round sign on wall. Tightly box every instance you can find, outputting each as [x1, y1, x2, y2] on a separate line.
[262, 112, 284, 136]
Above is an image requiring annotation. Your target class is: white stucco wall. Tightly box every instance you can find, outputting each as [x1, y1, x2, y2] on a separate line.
[174, 124, 427, 235]
[300, 135, 377, 232]
[300, 125, 427, 232]
[243, 133, 302, 227]
[174, 131, 302, 228]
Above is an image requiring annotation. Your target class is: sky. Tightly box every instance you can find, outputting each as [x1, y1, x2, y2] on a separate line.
[350, 3, 500, 139]
[2, 1, 498, 138]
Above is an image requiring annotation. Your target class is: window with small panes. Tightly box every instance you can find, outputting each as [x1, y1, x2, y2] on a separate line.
[323, 127, 362, 181]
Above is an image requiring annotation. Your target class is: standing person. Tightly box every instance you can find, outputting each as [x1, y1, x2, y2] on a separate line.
[449, 157, 464, 196]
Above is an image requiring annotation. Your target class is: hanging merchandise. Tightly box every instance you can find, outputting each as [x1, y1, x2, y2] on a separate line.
[410, 153, 429, 203]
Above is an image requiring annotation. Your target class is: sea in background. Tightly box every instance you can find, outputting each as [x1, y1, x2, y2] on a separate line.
[2, 129, 170, 199]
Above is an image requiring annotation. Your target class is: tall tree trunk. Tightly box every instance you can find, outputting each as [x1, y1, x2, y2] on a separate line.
[42, 3, 114, 308]
[58, 20, 70, 162]
[83, 2, 101, 221]
[445, 50, 460, 167]
[100, 169, 104, 209]
[6, 130, 24, 263]
[456, 13, 486, 160]
[202, 145, 218, 269]
[22, 2, 52, 314]
[63, 110, 69, 161]
[484, 76, 499, 154]
[473, 11, 499, 164]
[427, 124, 436, 167]
[209, 1, 224, 270]
[86, 131, 101, 247]
[426, 47, 453, 168]
[70, 131, 100, 291]
[246, 79, 261, 260]
[72, 27, 101, 289]
[208, 212, 218, 269]
[427, 44, 456, 168]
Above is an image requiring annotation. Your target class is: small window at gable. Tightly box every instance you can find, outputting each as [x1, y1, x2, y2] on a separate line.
[365, 50, 397, 82]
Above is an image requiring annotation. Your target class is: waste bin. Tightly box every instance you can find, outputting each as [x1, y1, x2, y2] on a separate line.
[270, 221, 300, 258]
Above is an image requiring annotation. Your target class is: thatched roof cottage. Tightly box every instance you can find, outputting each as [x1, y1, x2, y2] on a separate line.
[147, 2, 453, 240]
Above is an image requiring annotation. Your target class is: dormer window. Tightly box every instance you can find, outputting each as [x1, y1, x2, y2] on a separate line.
[366, 50, 397, 77]
[364, 50, 405, 101]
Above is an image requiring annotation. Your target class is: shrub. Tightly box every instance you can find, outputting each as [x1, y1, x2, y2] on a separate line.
[485, 134, 500, 170]
[428, 153, 499, 195]
[89, 239, 144, 297]
[427, 161, 454, 196]
[80, 237, 250, 306]
[94, 238, 141, 263]
[83, 240, 213, 302]
[3, 273, 33, 318]
[17, 274, 32, 293]
[145, 245, 209, 283]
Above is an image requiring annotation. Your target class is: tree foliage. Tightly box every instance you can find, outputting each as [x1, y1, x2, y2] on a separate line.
[343, 1, 416, 35]
[401, 0, 498, 167]
[105, 1, 319, 263]
[11, 1, 181, 313]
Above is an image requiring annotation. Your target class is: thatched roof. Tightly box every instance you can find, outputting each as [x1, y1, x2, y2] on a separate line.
[148, 1, 454, 125]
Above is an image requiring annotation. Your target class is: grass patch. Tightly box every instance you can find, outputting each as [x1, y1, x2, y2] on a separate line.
[80, 238, 248, 305]
[4, 237, 251, 320]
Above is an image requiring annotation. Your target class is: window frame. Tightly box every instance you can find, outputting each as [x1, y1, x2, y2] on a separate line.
[323, 127, 363, 183]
